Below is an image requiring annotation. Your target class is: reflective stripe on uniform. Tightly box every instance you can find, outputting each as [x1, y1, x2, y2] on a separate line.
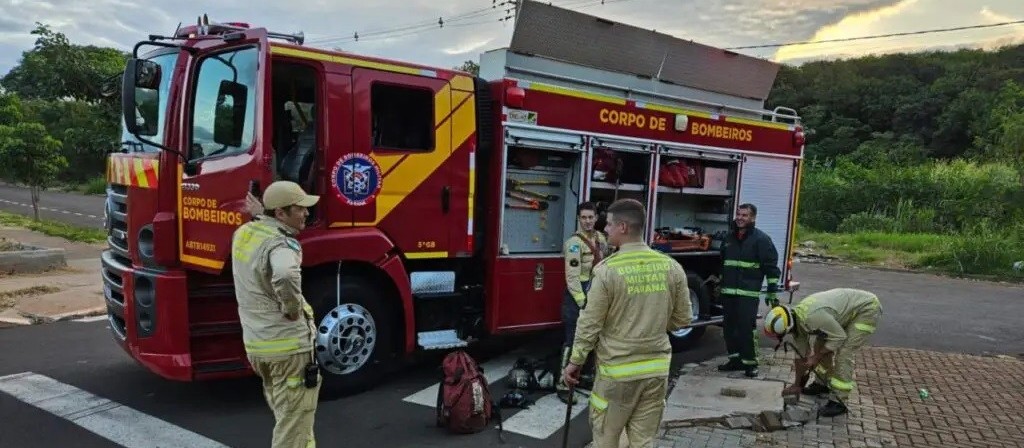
[232, 222, 283, 263]
[814, 365, 828, 377]
[245, 337, 304, 354]
[286, 376, 302, 388]
[766, 277, 779, 284]
[830, 377, 855, 391]
[589, 392, 608, 410]
[598, 356, 671, 380]
[721, 288, 761, 298]
[854, 322, 876, 333]
[604, 250, 671, 267]
[724, 259, 760, 269]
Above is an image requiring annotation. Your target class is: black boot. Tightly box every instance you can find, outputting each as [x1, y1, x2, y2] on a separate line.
[818, 400, 848, 417]
[743, 365, 759, 378]
[717, 358, 745, 372]
[802, 382, 829, 396]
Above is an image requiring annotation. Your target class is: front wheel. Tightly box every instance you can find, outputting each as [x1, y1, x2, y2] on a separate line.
[669, 274, 710, 352]
[306, 274, 398, 397]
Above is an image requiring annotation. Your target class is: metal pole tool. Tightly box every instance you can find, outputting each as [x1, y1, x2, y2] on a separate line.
[562, 383, 575, 448]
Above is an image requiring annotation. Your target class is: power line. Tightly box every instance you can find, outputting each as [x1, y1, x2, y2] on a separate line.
[724, 19, 1024, 50]
[308, 0, 629, 47]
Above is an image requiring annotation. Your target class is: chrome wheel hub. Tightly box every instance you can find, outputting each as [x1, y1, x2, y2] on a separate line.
[315, 303, 377, 375]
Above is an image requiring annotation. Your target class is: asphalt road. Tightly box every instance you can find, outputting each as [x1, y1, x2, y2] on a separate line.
[2, 262, 1023, 448]
[0, 183, 105, 228]
[0, 321, 722, 448]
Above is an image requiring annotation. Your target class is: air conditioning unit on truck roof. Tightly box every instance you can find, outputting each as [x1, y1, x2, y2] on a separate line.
[103, 0, 804, 397]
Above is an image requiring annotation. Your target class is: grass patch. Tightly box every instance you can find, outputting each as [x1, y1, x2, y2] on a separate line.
[795, 224, 1024, 281]
[796, 226, 945, 268]
[0, 212, 105, 243]
[78, 177, 107, 195]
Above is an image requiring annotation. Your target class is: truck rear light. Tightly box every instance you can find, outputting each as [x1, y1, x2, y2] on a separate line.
[793, 125, 806, 148]
[505, 86, 525, 109]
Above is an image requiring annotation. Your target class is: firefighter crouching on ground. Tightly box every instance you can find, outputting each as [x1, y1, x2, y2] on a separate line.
[563, 199, 693, 448]
[231, 180, 321, 448]
[763, 288, 883, 418]
[718, 203, 781, 378]
[558, 201, 609, 404]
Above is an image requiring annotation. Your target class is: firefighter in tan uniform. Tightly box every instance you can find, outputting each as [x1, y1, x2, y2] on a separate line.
[763, 288, 883, 418]
[563, 199, 693, 448]
[558, 201, 609, 403]
[231, 180, 321, 448]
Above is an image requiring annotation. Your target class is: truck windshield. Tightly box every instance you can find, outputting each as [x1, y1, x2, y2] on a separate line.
[121, 51, 178, 153]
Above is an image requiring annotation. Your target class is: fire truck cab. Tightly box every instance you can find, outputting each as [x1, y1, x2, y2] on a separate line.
[107, 2, 803, 397]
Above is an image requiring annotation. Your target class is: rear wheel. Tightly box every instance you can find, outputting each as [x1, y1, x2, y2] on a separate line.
[669, 274, 710, 352]
[306, 274, 398, 397]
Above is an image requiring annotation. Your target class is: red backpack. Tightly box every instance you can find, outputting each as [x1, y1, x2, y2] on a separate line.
[435, 350, 504, 440]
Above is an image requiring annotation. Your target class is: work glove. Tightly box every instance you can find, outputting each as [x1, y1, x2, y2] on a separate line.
[764, 292, 779, 308]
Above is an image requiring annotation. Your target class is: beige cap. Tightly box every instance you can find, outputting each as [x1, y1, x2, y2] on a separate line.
[262, 181, 319, 210]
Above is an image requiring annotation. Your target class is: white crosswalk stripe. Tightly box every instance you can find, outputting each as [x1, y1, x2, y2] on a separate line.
[0, 372, 229, 448]
[402, 352, 592, 440]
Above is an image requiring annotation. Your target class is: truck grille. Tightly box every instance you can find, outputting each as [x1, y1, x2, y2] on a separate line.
[105, 184, 130, 262]
[103, 184, 130, 340]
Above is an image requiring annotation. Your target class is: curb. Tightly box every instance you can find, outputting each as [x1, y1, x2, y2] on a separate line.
[17, 306, 106, 325]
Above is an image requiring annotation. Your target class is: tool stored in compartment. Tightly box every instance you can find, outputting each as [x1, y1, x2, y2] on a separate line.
[505, 190, 549, 210]
[506, 179, 560, 201]
[652, 227, 711, 252]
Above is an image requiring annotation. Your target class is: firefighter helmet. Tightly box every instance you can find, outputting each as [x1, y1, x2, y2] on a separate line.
[763, 305, 794, 338]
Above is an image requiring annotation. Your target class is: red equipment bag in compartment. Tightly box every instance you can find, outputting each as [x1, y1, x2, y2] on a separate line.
[683, 159, 704, 188]
[659, 160, 688, 187]
[592, 148, 619, 182]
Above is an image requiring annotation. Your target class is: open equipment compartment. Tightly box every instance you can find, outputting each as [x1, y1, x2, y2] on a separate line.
[586, 136, 655, 234]
[650, 145, 742, 255]
[499, 128, 585, 255]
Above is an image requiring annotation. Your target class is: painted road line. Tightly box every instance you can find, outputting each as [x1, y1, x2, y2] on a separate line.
[402, 352, 520, 407]
[0, 372, 229, 448]
[501, 391, 591, 439]
[0, 198, 101, 219]
[73, 315, 108, 323]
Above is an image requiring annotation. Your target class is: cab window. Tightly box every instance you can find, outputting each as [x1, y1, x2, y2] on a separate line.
[189, 46, 259, 161]
[370, 83, 433, 152]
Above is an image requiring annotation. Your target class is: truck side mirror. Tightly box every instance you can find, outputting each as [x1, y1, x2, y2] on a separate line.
[213, 80, 248, 147]
[121, 58, 162, 137]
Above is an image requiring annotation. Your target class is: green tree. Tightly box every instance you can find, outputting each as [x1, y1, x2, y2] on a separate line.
[454, 60, 479, 76]
[1, 23, 127, 104]
[0, 122, 67, 220]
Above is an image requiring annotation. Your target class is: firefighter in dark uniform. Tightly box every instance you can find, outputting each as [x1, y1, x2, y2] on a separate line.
[557, 201, 608, 404]
[718, 203, 781, 377]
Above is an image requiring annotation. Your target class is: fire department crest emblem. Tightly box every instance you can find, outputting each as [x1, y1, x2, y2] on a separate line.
[331, 153, 383, 206]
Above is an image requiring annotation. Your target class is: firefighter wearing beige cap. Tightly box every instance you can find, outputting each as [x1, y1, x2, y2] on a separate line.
[231, 180, 321, 448]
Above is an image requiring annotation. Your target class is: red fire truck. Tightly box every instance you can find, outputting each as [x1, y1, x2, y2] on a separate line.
[105, 2, 804, 395]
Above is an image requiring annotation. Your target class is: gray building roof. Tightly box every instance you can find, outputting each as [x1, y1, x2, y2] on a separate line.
[508, 0, 781, 101]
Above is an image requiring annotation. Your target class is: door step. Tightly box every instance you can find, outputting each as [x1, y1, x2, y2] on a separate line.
[417, 329, 468, 350]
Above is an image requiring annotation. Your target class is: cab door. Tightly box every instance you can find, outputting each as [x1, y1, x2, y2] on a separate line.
[177, 29, 272, 274]
[346, 69, 456, 259]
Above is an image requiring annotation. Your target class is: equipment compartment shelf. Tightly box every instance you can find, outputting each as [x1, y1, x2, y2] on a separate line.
[656, 186, 733, 196]
[591, 181, 646, 191]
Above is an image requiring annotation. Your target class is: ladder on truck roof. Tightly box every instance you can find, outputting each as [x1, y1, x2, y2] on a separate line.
[479, 0, 800, 124]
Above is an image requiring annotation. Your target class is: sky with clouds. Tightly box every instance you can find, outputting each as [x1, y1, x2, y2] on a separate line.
[0, 0, 1022, 76]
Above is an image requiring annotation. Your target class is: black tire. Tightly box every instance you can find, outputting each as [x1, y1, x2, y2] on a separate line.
[669, 274, 711, 352]
[305, 273, 398, 398]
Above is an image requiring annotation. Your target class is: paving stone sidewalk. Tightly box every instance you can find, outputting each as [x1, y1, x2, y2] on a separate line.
[655, 346, 1024, 448]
